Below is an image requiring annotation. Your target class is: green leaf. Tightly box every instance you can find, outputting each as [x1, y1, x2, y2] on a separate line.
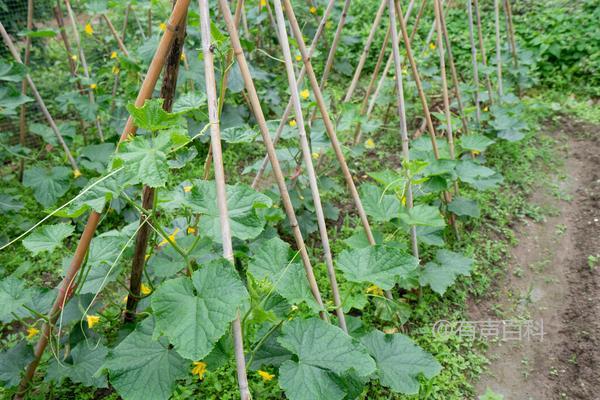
[399, 204, 446, 227]
[18, 28, 57, 38]
[278, 318, 376, 377]
[343, 229, 384, 249]
[126, 99, 182, 131]
[0, 60, 27, 82]
[190, 180, 272, 241]
[360, 183, 400, 222]
[0, 87, 32, 116]
[459, 135, 495, 153]
[23, 223, 74, 256]
[0, 278, 33, 323]
[336, 246, 419, 290]
[419, 249, 474, 294]
[54, 174, 121, 218]
[47, 342, 108, 388]
[221, 125, 259, 143]
[361, 330, 442, 394]
[367, 170, 406, 193]
[0, 342, 34, 387]
[30, 122, 76, 147]
[456, 160, 504, 191]
[249, 237, 321, 311]
[23, 166, 71, 208]
[151, 259, 249, 360]
[80, 143, 115, 173]
[172, 92, 206, 113]
[115, 133, 171, 188]
[102, 318, 187, 400]
[0, 194, 23, 214]
[448, 197, 480, 218]
[279, 361, 346, 400]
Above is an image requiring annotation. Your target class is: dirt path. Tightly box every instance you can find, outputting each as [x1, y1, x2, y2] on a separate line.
[471, 118, 600, 400]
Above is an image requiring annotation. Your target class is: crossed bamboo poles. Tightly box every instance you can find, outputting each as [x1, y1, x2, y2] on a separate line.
[13, 0, 519, 398]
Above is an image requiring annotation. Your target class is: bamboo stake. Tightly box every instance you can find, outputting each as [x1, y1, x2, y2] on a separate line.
[53, 4, 81, 88]
[18, 0, 33, 182]
[394, 0, 456, 224]
[0, 23, 80, 174]
[388, 0, 418, 259]
[132, 5, 147, 40]
[494, 0, 503, 98]
[274, 0, 347, 332]
[353, 25, 390, 145]
[343, 0, 387, 102]
[122, 3, 131, 41]
[199, 1, 251, 398]
[102, 13, 130, 57]
[434, 0, 460, 198]
[438, 1, 469, 135]
[64, 0, 104, 141]
[467, 0, 481, 125]
[409, 0, 427, 43]
[124, 3, 186, 323]
[251, 0, 336, 186]
[474, 0, 494, 103]
[121, 0, 192, 140]
[218, 0, 329, 321]
[14, 4, 191, 395]
[147, 7, 152, 37]
[307, 0, 351, 122]
[422, 0, 450, 53]
[504, 0, 520, 96]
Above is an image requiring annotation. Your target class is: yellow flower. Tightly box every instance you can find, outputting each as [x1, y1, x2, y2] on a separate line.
[84, 23, 93, 36]
[180, 52, 186, 61]
[295, 55, 302, 62]
[71, 54, 78, 61]
[260, 0, 267, 6]
[183, 185, 193, 193]
[73, 169, 82, 178]
[26, 327, 39, 339]
[110, 51, 118, 59]
[383, 327, 398, 334]
[258, 370, 275, 381]
[300, 89, 310, 100]
[366, 285, 384, 296]
[86, 315, 100, 328]
[192, 361, 207, 379]
[159, 228, 180, 247]
[365, 138, 375, 149]
[159, 22, 167, 32]
[483, 106, 489, 112]
[325, 21, 333, 29]
[401, 195, 406, 206]
[141, 283, 152, 295]
[402, 66, 408, 75]
[123, 295, 128, 303]
[289, 119, 297, 127]
[309, 6, 317, 14]
[429, 42, 436, 50]
[187, 226, 196, 235]
[112, 66, 120, 75]
[145, 254, 150, 261]
[311, 152, 319, 160]
[90, 83, 97, 90]
[472, 150, 481, 156]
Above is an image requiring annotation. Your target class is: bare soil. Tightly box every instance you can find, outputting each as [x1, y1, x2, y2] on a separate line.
[471, 117, 600, 400]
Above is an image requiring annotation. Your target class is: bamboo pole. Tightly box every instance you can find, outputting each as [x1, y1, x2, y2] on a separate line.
[18, 0, 33, 182]
[434, 0, 460, 198]
[64, 0, 104, 141]
[0, 23, 80, 174]
[467, 0, 481, 125]
[343, 0, 387, 102]
[438, 2, 469, 134]
[474, 0, 494, 103]
[102, 13, 130, 57]
[251, 0, 336, 186]
[422, 0, 450, 54]
[409, 0, 426, 43]
[353, 25, 390, 145]
[199, 1, 251, 398]
[394, 0, 456, 227]
[122, 3, 131, 41]
[388, 0, 418, 259]
[504, 0, 520, 96]
[307, 0, 351, 122]
[147, 7, 152, 36]
[274, 0, 347, 332]
[124, 3, 186, 323]
[494, 0, 503, 98]
[14, 4, 192, 395]
[218, 0, 329, 321]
